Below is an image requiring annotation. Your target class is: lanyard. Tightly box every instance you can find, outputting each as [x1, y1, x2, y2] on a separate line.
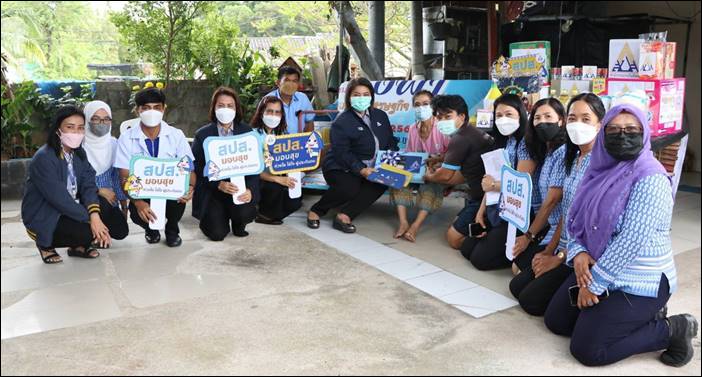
[145, 137, 160, 158]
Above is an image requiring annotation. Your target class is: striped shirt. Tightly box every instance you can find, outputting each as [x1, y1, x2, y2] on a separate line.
[535, 145, 567, 245]
[95, 167, 128, 206]
[567, 174, 677, 298]
[558, 151, 591, 251]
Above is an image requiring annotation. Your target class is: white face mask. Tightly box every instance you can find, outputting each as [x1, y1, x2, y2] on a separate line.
[262, 115, 281, 129]
[140, 109, 163, 127]
[215, 108, 236, 125]
[415, 105, 433, 121]
[566, 121, 599, 145]
[495, 116, 520, 136]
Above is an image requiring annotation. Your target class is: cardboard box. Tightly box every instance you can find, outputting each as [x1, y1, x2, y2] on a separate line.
[606, 78, 686, 136]
[609, 39, 644, 78]
[551, 79, 595, 95]
[639, 41, 667, 79]
[665, 42, 677, 79]
[510, 41, 551, 84]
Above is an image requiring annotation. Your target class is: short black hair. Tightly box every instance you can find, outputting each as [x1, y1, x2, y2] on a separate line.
[277, 65, 301, 81]
[431, 95, 468, 117]
[47, 105, 87, 159]
[344, 78, 375, 111]
[135, 87, 166, 107]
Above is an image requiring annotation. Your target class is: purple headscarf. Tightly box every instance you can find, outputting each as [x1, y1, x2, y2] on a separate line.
[567, 104, 668, 261]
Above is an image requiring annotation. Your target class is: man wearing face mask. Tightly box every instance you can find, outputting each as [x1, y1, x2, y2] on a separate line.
[115, 88, 196, 247]
[82, 100, 130, 244]
[264, 65, 315, 134]
[423, 95, 494, 250]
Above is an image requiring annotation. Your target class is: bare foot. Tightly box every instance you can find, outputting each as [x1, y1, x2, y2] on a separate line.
[403, 225, 420, 243]
[394, 221, 410, 238]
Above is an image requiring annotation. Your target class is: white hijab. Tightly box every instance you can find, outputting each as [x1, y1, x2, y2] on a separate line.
[83, 100, 115, 175]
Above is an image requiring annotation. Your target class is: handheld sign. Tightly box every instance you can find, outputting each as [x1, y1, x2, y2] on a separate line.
[266, 132, 324, 174]
[498, 165, 533, 261]
[204, 131, 264, 205]
[126, 155, 192, 230]
[374, 150, 428, 184]
[367, 164, 413, 189]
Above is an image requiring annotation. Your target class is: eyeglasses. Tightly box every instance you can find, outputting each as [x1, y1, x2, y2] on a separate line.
[605, 124, 642, 135]
[90, 117, 112, 125]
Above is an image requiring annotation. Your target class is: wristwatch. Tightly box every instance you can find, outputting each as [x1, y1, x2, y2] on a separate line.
[524, 231, 535, 243]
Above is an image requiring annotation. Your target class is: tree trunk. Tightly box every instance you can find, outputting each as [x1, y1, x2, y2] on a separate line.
[165, 2, 176, 88]
[334, 1, 384, 81]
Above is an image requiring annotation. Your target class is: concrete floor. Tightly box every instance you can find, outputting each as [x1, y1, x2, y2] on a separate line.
[1, 189, 700, 375]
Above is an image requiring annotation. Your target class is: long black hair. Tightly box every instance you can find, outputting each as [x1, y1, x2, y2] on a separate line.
[249, 96, 288, 136]
[525, 98, 566, 166]
[564, 93, 606, 175]
[490, 94, 528, 149]
[47, 105, 87, 160]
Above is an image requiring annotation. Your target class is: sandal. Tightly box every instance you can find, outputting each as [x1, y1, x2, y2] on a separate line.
[67, 246, 100, 259]
[37, 247, 63, 264]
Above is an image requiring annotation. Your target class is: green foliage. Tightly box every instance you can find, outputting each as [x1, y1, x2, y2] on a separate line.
[1, 82, 40, 158]
[32, 83, 95, 127]
[110, 1, 212, 84]
[1, 1, 121, 81]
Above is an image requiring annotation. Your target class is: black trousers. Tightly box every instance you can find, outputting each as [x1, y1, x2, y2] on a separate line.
[258, 180, 303, 221]
[544, 273, 670, 366]
[310, 170, 387, 220]
[460, 221, 512, 271]
[98, 196, 129, 240]
[42, 197, 129, 249]
[200, 191, 257, 241]
[510, 262, 572, 316]
[129, 198, 185, 238]
[45, 216, 94, 249]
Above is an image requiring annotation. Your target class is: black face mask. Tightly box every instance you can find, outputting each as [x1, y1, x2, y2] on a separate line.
[604, 132, 644, 161]
[535, 122, 562, 142]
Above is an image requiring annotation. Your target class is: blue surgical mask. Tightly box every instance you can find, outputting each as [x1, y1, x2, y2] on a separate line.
[415, 105, 433, 121]
[350, 96, 372, 112]
[437, 119, 458, 135]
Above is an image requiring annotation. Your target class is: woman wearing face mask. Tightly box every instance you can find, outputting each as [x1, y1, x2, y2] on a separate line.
[22, 105, 112, 263]
[509, 98, 568, 276]
[543, 103, 698, 368]
[460, 94, 536, 270]
[250, 96, 302, 225]
[390, 90, 451, 242]
[191, 86, 260, 240]
[307, 78, 398, 233]
[509, 93, 604, 316]
[82, 101, 130, 244]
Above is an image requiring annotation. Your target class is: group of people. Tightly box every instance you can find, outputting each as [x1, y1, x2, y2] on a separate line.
[21, 67, 697, 368]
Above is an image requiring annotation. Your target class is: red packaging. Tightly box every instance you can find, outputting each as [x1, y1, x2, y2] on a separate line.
[665, 42, 677, 79]
[606, 78, 686, 136]
[638, 41, 667, 79]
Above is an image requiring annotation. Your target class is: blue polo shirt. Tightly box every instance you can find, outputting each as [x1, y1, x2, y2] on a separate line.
[265, 89, 315, 134]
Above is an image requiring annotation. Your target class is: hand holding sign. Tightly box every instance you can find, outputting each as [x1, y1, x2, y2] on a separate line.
[499, 166, 533, 261]
[204, 131, 264, 205]
[127, 155, 192, 230]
